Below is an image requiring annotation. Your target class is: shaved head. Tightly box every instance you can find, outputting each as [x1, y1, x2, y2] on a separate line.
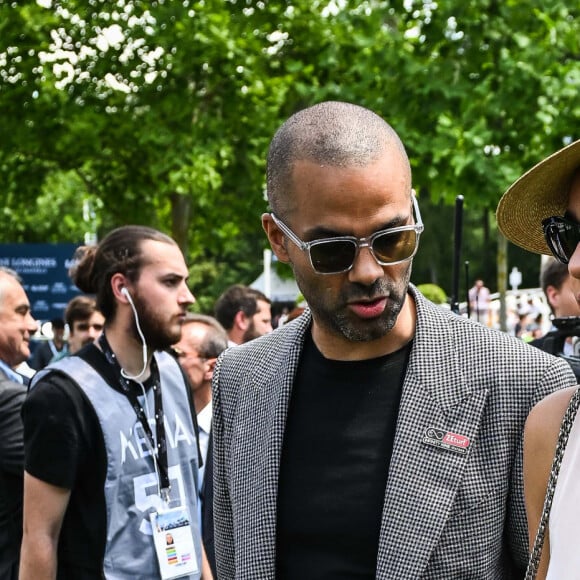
[266, 101, 410, 217]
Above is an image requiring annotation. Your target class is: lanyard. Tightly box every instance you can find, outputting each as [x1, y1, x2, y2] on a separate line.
[98, 332, 171, 492]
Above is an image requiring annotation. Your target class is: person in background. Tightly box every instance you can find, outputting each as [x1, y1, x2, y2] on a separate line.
[515, 311, 533, 341]
[468, 278, 491, 326]
[20, 226, 209, 579]
[30, 318, 67, 370]
[530, 257, 580, 354]
[497, 138, 580, 579]
[211, 101, 576, 579]
[173, 313, 228, 579]
[214, 284, 272, 346]
[0, 267, 38, 579]
[50, 295, 105, 361]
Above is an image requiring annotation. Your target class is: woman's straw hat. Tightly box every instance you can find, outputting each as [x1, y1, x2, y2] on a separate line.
[496, 139, 580, 255]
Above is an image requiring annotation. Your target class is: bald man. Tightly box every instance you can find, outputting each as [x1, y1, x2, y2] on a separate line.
[211, 101, 576, 579]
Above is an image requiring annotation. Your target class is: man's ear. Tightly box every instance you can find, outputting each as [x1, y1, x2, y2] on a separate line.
[233, 309, 249, 331]
[111, 273, 130, 302]
[205, 357, 217, 382]
[262, 213, 291, 264]
[546, 284, 559, 311]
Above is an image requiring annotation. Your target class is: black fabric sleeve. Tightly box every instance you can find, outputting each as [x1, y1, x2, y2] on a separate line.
[22, 371, 98, 489]
[30, 342, 53, 371]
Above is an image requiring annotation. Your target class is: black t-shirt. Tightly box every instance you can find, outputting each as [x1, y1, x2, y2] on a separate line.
[23, 347, 109, 578]
[22, 344, 199, 579]
[276, 333, 410, 579]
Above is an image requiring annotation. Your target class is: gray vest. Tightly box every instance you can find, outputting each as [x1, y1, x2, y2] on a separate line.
[32, 352, 202, 579]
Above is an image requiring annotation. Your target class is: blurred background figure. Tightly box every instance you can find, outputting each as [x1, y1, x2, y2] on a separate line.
[531, 257, 580, 354]
[0, 267, 37, 579]
[214, 284, 272, 346]
[468, 278, 491, 326]
[173, 312, 228, 579]
[51, 295, 105, 362]
[30, 318, 67, 370]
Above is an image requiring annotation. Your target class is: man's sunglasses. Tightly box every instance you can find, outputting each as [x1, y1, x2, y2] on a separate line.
[543, 213, 580, 264]
[270, 193, 424, 275]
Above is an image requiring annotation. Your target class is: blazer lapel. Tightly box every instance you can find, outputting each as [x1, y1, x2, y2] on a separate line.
[376, 290, 489, 578]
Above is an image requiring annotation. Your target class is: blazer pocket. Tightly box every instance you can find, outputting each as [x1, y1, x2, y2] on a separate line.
[425, 490, 505, 579]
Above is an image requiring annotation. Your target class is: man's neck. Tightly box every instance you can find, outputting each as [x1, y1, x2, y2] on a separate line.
[311, 293, 417, 361]
[193, 383, 212, 415]
[0, 359, 24, 384]
[103, 321, 153, 381]
[227, 329, 243, 345]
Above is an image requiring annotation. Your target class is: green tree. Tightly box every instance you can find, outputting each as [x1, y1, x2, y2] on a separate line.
[1, 0, 578, 306]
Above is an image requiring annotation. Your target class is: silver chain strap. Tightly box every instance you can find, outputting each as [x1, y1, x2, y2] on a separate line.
[526, 387, 580, 579]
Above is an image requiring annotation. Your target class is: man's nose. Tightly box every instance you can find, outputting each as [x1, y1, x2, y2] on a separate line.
[27, 312, 38, 335]
[88, 325, 101, 339]
[568, 243, 580, 282]
[347, 245, 384, 286]
[180, 284, 196, 306]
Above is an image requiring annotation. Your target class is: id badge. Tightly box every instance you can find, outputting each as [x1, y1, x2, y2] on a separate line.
[150, 506, 199, 579]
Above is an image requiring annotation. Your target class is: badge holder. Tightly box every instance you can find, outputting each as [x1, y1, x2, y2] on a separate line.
[151, 498, 199, 580]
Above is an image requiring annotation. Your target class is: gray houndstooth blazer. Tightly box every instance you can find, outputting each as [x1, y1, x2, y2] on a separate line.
[212, 285, 576, 579]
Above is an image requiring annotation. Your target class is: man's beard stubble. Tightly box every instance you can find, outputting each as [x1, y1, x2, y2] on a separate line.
[242, 319, 260, 343]
[130, 292, 182, 352]
[292, 262, 412, 343]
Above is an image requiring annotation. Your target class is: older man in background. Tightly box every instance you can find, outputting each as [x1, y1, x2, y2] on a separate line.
[0, 267, 38, 579]
[173, 313, 228, 579]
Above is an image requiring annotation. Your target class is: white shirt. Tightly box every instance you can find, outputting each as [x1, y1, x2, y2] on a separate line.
[196, 401, 212, 531]
[197, 400, 212, 474]
[547, 410, 580, 579]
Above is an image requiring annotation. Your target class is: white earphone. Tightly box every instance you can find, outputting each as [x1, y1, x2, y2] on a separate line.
[119, 286, 148, 380]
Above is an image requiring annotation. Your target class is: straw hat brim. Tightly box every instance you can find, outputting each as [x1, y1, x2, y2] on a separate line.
[496, 139, 580, 255]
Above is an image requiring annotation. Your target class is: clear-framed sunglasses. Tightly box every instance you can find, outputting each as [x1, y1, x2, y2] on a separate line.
[270, 193, 424, 275]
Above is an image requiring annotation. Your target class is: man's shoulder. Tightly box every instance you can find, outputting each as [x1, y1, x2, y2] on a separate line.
[217, 316, 308, 378]
[26, 360, 89, 409]
[230, 316, 307, 355]
[0, 372, 26, 407]
[414, 290, 570, 369]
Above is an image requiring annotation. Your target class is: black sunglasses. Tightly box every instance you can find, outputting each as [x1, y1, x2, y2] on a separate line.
[542, 213, 580, 264]
[270, 193, 424, 275]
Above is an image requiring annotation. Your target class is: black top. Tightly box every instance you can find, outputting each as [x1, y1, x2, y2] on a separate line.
[22, 344, 199, 579]
[23, 345, 123, 578]
[276, 333, 410, 579]
[30, 340, 64, 371]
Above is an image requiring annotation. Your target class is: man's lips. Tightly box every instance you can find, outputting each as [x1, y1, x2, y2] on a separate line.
[347, 297, 388, 318]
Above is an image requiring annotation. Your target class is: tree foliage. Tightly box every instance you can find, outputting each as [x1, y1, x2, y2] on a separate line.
[1, 0, 578, 305]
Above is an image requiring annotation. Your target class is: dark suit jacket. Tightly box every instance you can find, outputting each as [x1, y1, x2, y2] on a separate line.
[201, 432, 217, 579]
[0, 368, 26, 580]
[212, 285, 577, 579]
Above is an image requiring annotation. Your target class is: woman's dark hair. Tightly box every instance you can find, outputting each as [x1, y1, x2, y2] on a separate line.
[69, 225, 176, 319]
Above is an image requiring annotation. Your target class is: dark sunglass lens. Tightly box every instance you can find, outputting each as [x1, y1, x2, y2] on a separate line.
[544, 223, 565, 263]
[558, 222, 580, 261]
[310, 240, 356, 273]
[544, 219, 580, 264]
[372, 229, 417, 263]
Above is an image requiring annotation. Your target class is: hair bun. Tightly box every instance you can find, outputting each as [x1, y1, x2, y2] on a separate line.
[69, 245, 98, 293]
